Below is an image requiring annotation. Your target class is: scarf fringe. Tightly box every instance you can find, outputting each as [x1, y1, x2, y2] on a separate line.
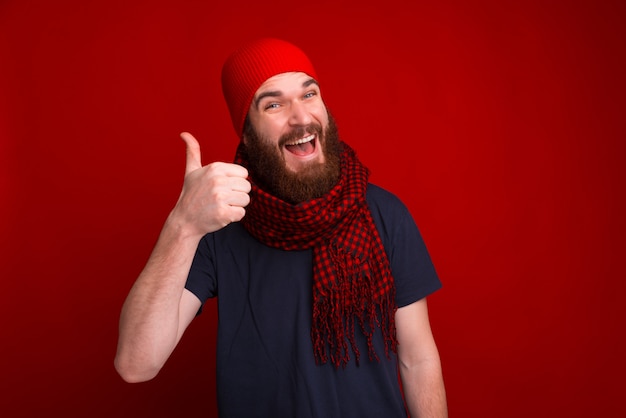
[312, 242, 398, 369]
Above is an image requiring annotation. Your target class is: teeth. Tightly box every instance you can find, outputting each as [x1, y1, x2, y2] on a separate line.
[287, 134, 315, 146]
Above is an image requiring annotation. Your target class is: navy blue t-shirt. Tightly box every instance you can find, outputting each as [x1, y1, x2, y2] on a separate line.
[186, 184, 441, 418]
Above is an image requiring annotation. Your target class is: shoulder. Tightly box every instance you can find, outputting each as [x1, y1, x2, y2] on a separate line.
[366, 183, 413, 224]
[366, 183, 401, 203]
[365, 183, 423, 254]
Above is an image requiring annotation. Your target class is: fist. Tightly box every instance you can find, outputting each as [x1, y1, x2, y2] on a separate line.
[174, 132, 251, 235]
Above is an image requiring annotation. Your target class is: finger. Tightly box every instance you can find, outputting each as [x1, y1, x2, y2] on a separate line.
[211, 162, 249, 179]
[227, 164, 249, 179]
[228, 206, 246, 223]
[229, 177, 251, 194]
[227, 190, 251, 208]
[180, 132, 202, 175]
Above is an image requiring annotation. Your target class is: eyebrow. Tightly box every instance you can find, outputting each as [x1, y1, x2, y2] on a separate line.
[254, 78, 319, 110]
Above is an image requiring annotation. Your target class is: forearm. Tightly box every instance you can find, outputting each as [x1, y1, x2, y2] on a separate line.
[399, 355, 448, 418]
[114, 212, 202, 382]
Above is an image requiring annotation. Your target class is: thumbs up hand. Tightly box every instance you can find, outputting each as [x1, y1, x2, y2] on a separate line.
[171, 132, 251, 236]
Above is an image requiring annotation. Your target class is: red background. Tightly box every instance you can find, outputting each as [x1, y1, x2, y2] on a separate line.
[1, 1, 624, 416]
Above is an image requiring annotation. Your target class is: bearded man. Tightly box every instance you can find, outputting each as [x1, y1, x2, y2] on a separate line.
[115, 38, 447, 418]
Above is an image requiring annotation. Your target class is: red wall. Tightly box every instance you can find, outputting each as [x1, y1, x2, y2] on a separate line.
[1, 1, 624, 416]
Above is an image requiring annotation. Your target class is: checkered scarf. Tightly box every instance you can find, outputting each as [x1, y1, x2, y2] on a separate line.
[235, 141, 397, 368]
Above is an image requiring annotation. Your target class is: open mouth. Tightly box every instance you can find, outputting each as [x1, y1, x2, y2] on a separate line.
[284, 134, 316, 156]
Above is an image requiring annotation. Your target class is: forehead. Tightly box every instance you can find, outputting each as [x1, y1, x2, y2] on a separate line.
[254, 71, 317, 96]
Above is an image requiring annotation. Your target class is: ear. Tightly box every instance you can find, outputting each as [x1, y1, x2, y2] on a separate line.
[241, 114, 252, 145]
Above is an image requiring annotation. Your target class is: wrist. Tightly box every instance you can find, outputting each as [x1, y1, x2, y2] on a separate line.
[163, 207, 205, 242]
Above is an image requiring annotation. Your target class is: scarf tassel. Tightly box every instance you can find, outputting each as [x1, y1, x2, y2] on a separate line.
[311, 244, 397, 369]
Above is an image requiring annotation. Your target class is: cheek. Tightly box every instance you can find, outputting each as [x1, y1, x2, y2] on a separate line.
[254, 122, 281, 145]
[310, 108, 328, 129]
[321, 113, 329, 128]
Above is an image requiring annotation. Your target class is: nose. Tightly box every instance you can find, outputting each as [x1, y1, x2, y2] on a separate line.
[288, 101, 312, 127]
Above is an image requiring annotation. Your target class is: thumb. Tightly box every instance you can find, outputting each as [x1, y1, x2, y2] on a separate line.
[180, 132, 202, 175]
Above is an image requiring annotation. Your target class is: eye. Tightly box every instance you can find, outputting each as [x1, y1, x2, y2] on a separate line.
[264, 102, 280, 110]
[304, 91, 317, 99]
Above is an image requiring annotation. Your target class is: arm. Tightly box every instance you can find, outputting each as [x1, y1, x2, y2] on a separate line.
[396, 298, 448, 418]
[114, 132, 250, 383]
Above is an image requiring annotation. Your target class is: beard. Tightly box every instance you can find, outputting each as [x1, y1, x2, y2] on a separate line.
[241, 112, 342, 204]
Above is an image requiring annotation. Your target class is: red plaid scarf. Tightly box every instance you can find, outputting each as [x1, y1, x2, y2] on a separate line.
[235, 142, 397, 368]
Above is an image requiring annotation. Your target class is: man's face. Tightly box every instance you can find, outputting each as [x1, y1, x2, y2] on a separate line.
[245, 72, 330, 172]
[242, 71, 341, 204]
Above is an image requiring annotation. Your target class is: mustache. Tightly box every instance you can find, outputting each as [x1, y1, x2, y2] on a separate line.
[278, 123, 324, 147]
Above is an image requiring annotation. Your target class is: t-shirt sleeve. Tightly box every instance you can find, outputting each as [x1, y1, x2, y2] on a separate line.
[185, 234, 218, 309]
[367, 185, 442, 308]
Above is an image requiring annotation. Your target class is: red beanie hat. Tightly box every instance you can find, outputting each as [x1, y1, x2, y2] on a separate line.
[221, 38, 318, 137]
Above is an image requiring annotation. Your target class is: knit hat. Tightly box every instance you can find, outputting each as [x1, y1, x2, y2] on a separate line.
[221, 38, 318, 137]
